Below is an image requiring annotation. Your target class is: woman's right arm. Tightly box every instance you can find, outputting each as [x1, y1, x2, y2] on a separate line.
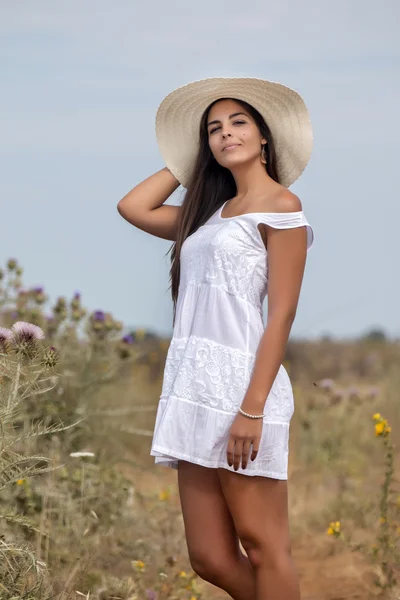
[117, 167, 181, 241]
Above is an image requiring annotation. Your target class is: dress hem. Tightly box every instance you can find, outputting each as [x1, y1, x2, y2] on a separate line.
[150, 444, 288, 480]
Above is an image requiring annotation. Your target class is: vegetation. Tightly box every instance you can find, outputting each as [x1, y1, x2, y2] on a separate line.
[0, 258, 399, 599]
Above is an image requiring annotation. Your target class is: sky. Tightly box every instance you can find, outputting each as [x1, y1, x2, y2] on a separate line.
[1, 1, 399, 340]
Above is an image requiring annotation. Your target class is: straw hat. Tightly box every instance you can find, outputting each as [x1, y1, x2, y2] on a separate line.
[155, 76, 313, 188]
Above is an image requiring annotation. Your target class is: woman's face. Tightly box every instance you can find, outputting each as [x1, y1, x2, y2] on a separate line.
[206, 99, 266, 169]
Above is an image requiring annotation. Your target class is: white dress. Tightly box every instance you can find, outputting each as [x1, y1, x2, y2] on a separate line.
[150, 199, 314, 478]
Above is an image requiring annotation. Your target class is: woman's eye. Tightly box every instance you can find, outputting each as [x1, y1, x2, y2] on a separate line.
[209, 120, 246, 135]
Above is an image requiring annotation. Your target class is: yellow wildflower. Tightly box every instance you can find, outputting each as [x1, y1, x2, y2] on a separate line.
[179, 570, 187, 578]
[159, 489, 170, 501]
[373, 413, 381, 421]
[16, 479, 25, 485]
[375, 422, 384, 436]
[327, 520, 341, 536]
[379, 517, 386, 525]
[132, 560, 145, 571]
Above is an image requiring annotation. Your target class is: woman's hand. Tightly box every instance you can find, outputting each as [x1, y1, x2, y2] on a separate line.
[227, 412, 263, 471]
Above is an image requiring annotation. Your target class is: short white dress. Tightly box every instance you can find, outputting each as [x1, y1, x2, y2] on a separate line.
[150, 199, 314, 478]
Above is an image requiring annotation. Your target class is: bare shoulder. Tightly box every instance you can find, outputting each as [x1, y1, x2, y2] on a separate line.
[272, 188, 303, 213]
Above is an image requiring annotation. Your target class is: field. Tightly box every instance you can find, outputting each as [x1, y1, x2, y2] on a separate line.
[0, 258, 399, 599]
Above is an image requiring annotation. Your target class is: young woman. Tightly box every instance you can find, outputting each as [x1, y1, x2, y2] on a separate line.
[117, 77, 314, 600]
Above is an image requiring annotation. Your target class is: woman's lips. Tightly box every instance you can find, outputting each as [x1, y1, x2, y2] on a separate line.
[223, 144, 240, 151]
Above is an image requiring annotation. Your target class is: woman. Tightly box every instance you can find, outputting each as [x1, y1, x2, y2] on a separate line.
[117, 77, 314, 600]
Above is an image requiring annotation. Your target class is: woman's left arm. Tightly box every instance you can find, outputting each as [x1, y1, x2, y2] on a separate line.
[226, 221, 308, 470]
[241, 223, 308, 413]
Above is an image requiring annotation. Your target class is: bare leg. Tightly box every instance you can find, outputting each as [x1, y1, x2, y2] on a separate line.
[218, 468, 300, 600]
[178, 460, 256, 599]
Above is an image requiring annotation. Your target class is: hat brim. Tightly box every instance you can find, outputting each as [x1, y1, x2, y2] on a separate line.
[155, 77, 313, 189]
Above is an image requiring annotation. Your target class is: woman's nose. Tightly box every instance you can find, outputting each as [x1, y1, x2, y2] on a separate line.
[222, 130, 232, 138]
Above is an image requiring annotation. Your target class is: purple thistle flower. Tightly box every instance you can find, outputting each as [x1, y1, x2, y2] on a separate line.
[0, 327, 12, 353]
[74, 291, 81, 299]
[42, 345, 60, 368]
[0, 327, 12, 342]
[146, 591, 158, 600]
[123, 334, 134, 344]
[10, 321, 45, 360]
[93, 310, 105, 322]
[33, 286, 44, 294]
[318, 378, 335, 391]
[12, 321, 45, 341]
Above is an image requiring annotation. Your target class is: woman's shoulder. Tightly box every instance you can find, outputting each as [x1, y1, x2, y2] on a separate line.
[261, 187, 303, 214]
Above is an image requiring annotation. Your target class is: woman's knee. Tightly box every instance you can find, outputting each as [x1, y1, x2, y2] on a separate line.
[240, 533, 292, 572]
[188, 549, 235, 585]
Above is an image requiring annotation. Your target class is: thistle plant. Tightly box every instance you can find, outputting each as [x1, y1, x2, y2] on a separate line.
[0, 320, 76, 597]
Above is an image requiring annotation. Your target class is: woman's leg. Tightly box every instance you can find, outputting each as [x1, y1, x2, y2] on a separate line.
[218, 469, 300, 600]
[177, 460, 256, 599]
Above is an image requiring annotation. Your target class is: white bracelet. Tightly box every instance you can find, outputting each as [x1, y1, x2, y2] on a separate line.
[239, 407, 264, 420]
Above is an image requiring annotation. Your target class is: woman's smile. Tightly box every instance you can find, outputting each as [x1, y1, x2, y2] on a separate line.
[223, 143, 241, 151]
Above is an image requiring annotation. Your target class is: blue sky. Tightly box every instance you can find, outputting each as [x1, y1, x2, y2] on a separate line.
[1, 1, 399, 339]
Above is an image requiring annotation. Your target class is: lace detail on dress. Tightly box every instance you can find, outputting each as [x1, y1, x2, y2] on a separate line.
[161, 336, 294, 421]
[180, 222, 268, 311]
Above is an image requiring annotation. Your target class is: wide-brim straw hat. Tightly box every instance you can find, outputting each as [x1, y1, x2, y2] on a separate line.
[155, 76, 313, 188]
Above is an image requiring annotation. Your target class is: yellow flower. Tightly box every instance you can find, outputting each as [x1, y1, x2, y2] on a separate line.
[373, 413, 381, 421]
[190, 597, 197, 600]
[132, 560, 145, 571]
[379, 517, 386, 525]
[327, 520, 341, 536]
[179, 570, 187, 578]
[159, 489, 170, 501]
[16, 479, 25, 485]
[375, 422, 384, 436]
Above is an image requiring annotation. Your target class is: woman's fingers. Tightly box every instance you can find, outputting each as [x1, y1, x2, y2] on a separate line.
[227, 437, 235, 467]
[241, 439, 252, 470]
[228, 436, 261, 470]
[233, 439, 243, 471]
[251, 437, 260, 462]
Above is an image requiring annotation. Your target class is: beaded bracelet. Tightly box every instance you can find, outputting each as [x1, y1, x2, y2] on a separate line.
[239, 407, 264, 420]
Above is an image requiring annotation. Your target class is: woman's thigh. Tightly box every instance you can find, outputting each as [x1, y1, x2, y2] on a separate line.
[177, 460, 242, 567]
[217, 469, 292, 564]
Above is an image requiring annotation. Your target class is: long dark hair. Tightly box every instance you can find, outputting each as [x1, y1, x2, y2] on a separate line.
[167, 97, 280, 326]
